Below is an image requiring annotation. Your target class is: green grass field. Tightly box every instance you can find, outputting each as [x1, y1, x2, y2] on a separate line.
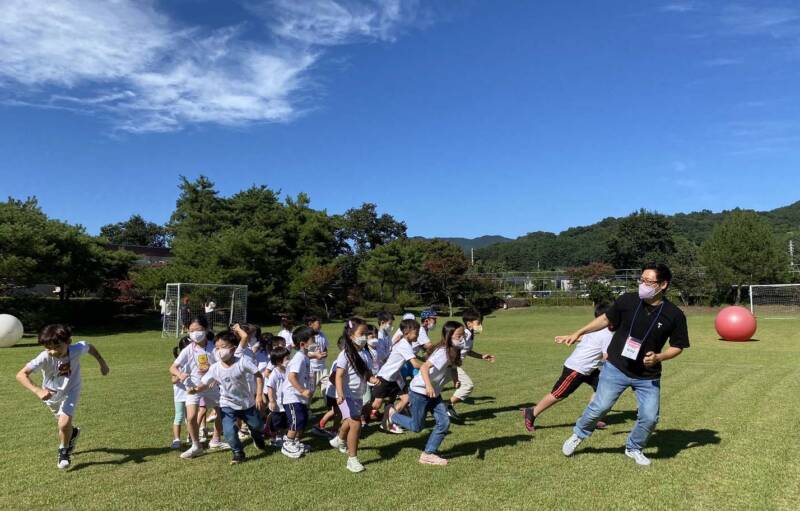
[1, 307, 798, 510]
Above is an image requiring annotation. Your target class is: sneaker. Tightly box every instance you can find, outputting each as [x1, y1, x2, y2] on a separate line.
[270, 436, 283, 448]
[562, 434, 583, 457]
[329, 435, 348, 454]
[346, 456, 365, 473]
[596, 420, 608, 430]
[198, 430, 208, 443]
[67, 427, 81, 455]
[522, 407, 535, 432]
[625, 449, 651, 466]
[206, 412, 217, 422]
[170, 439, 182, 450]
[180, 444, 204, 459]
[230, 450, 246, 465]
[380, 423, 404, 434]
[311, 425, 333, 438]
[281, 440, 303, 459]
[238, 431, 250, 441]
[57, 448, 71, 470]
[446, 404, 462, 422]
[419, 452, 448, 466]
[208, 439, 230, 451]
[381, 405, 394, 431]
[299, 442, 312, 453]
[252, 435, 267, 451]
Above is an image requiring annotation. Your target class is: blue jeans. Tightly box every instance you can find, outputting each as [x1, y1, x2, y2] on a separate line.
[573, 361, 660, 451]
[220, 406, 265, 454]
[391, 391, 450, 454]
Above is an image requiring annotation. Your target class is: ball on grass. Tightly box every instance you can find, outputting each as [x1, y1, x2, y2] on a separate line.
[714, 306, 757, 342]
[0, 314, 24, 348]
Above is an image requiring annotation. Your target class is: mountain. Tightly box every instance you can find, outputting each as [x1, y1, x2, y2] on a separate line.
[471, 201, 800, 271]
[436, 235, 513, 252]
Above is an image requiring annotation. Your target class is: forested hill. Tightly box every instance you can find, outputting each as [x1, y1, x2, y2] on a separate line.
[463, 201, 800, 271]
[435, 235, 512, 252]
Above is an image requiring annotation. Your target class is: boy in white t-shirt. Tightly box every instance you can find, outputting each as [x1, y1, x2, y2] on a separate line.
[447, 309, 496, 422]
[304, 315, 329, 398]
[279, 326, 315, 459]
[190, 327, 267, 464]
[266, 346, 291, 445]
[523, 303, 614, 432]
[278, 317, 295, 350]
[16, 324, 110, 469]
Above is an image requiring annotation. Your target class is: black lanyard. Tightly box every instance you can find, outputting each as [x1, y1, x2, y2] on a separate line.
[628, 300, 664, 343]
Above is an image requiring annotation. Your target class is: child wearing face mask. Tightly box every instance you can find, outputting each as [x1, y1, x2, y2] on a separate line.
[304, 315, 330, 399]
[265, 346, 291, 446]
[170, 335, 191, 449]
[279, 326, 316, 459]
[329, 318, 378, 473]
[387, 321, 464, 466]
[375, 312, 394, 362]
[16, 324, 109, 470]
[446, 309, 496, 422]
[189, 328, 267, 464]
[170, 316, 229, 459]
[374, 319, 424, 433]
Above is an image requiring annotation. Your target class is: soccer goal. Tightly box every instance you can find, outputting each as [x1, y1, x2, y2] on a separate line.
[749, 284, 800, 318]
[162, 283, 248, 338]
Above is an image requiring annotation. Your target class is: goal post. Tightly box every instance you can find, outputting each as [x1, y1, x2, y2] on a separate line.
[749, 284, 800, 318]
[162, 283, 248, 338]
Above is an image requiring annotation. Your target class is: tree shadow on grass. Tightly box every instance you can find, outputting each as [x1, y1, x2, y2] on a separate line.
[360, 433, 532, 465]
[458, 402, 536, 423]
[69, 446, 174, 471]
[576, 428, 721, 459]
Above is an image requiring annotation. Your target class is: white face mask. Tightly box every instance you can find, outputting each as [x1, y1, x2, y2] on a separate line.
[354, 336, 368, 348]
[217, 347, 233, 362]
[472, 324, 483, 334]
[189, 331, 206, 343]
[452, 338, 465, 349]
[367, 338, 379, 348]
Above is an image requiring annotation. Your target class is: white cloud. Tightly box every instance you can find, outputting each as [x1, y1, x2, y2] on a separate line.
[0, 0, 420, 132]
[660, 3, 696, 14]
[719, 4, 800, 37]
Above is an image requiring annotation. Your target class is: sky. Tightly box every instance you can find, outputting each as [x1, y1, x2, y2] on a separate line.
[1, 0, 800, 239]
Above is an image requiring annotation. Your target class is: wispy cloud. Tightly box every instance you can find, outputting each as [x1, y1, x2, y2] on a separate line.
[660, 3, 697, 14]
[0, 0, 422, 133]
[701, 57, 740, 67]
[719, 4, 800, 37]
[713, 120, 800, 155]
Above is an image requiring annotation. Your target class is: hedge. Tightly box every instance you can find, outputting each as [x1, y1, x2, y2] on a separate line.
[0, 297, 146, 332]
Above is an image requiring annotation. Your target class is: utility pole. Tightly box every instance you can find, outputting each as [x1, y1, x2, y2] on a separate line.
[470, 247, 474, 266]
[790, 239, 795, 268]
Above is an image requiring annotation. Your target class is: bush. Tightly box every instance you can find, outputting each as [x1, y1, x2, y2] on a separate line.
[396, 291, 421, 310]
[351, 301, 403, 319]
[0, 297, 146, 331]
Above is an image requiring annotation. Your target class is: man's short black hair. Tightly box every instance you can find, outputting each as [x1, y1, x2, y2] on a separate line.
[642, 262, 672, 288]
[292, 325, 316, 346]
[270, 346, 290, 366]
[462, 308, 482, 324]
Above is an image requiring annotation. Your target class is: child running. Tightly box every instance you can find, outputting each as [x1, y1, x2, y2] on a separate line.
[170, 316, 229, 459]
[170, 336, 190, 449]
[522, 303, 614, 432]
[329, 318, 378, 473]
[279, 325, 315, 458]
[447, 309, 496, 421]
[265, 346, 291, 446]
[373, 319, 424, 432]
[16, 324, 110, 469]
[189, 325, 267, 464]
[387, 321, 463, 466]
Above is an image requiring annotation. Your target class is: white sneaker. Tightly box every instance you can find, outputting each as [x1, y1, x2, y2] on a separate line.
[208, 439, 230, 451]
[625, 449, 652, 466]
[329, 436, 348, 454]
[346, 456, 365, 473]
[198, 431, 208, 443]
[238, 431, 250, 441]
[300, 442, 312, 453]
[180, 444, 204, 459]
[562, 434, 583, 456]
[281, 440, 303, 459]
[170, 439, 182, 450]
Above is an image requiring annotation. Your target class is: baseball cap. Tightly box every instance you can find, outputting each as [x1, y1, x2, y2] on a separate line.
[420, 309, 438, 320]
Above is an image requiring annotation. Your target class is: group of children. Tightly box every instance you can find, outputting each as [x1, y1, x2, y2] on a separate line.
[16, 303, 615, 472]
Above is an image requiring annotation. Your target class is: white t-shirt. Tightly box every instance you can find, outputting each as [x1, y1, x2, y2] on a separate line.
[564, 328, 614, 375]
[173, 382, 187, 403]
[204, 304, 215, 314]
[281, 351, 311, 405]
[173, 341, 217, 388]
[391, 327, 404, 344]
[201, 356, 260, 410]
[267, 368, 287, 412]
[159, 299, 166, 314]
[377, 339, 415, 386]
[460, 328, 475, 359]
[310, 331, 328, 372]
[413, 326, 432, 350]
[410, 347, 452, 397]
[278, 329, 295, 350]
[335, 351, 367, 399]
[26, 341, 90, 399]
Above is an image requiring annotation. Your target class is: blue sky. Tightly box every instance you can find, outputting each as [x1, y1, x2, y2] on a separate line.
[1, 1, 799, 239]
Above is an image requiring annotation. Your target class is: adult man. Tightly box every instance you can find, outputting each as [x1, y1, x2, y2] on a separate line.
[559, 263, 689, 466]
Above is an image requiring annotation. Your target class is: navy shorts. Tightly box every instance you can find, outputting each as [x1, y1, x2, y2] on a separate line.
[285, 402, 309, 432]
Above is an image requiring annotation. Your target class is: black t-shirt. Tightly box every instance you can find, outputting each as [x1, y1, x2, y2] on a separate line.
[605, 292, 689, 379]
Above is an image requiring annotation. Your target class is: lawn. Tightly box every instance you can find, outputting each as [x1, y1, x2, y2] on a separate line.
[1, 307, 798, 510]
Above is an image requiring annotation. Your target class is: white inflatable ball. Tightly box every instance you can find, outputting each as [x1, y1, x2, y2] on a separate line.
[0, 314, 24, 348]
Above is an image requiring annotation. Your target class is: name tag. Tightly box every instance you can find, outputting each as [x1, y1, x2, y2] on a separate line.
[622, 336, 642, 360]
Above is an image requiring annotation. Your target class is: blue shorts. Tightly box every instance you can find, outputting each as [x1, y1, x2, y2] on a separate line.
[285, 402, 309, 432]
[270, 411, 288, 432]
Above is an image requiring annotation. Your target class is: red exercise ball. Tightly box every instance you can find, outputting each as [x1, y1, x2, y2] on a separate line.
[715, 306, 757, 342]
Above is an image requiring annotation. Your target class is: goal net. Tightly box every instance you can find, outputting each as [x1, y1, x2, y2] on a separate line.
[162, 283, 248, 338]
[749, 284, 800, 318]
